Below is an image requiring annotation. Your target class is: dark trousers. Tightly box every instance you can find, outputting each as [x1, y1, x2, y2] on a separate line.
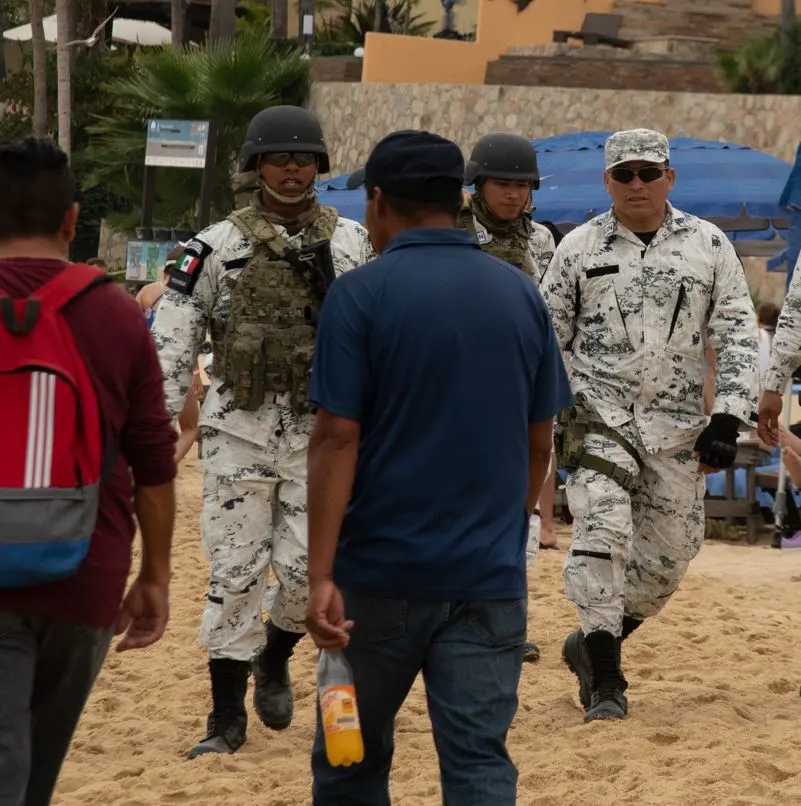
[0, 610, 113, 806]
[311, 593, 527, 806]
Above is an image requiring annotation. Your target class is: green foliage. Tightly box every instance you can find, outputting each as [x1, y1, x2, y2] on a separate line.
[236, 0, 272, 35]
[717, 22, 801, 94]
[319, 0, 435, 44]
[0, 48, 135, 260]
[83, 30, 311, 231]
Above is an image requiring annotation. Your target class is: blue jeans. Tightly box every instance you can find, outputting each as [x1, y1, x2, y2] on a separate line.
[311, 592, 527, 806]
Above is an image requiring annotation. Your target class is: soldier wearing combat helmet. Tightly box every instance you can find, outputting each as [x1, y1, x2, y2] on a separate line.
[462, 132, 554, 282]
[151, 105, 373, 758]
[540, 128, 759, 722]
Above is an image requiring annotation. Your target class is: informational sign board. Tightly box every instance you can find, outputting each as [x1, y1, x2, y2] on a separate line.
[125, 240, 179, 282]
[144, 120, 210, 168]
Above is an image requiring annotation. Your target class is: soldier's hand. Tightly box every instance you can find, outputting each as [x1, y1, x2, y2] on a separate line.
[692, 413, 740, 470]
[757, 391, 783, 447]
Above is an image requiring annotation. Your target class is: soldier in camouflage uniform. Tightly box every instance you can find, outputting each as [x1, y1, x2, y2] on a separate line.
[540, 129, 759, 722]
[151, 106, 373, 758]
[462, 132, 554, 283]
[464, 132, 556, 665]
[758, 260, 801, 446]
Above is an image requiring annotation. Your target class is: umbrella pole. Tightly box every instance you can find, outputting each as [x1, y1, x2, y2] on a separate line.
[772, 384, 795, 548]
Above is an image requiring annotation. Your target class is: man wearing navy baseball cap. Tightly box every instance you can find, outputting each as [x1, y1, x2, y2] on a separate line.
[304, 130, 572, 805]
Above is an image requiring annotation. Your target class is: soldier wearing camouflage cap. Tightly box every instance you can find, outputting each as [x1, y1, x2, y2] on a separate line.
[151, 105, 374, 758]
[540, 128, 759, 722]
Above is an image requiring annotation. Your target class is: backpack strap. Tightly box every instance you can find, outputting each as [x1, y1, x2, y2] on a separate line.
[33, 263, 112, 311]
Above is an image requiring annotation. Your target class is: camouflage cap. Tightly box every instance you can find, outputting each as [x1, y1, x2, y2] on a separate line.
[604, 129, 670, 170]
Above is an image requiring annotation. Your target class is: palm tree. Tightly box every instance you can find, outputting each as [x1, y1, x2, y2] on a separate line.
[209, 0, 237, 41]
[29, 0, 47, 137]
[272, 0, 288, 38]
[781, 0, 796, 41]
[83, 31, 310, 229]
[171, 0, 186, 45]
[55, 0, 72, 156]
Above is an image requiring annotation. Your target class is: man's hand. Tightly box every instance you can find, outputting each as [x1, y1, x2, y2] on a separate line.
[114, 575, 170, 652]
[306, 579, 353, 650]
[758, 391, 783, 447]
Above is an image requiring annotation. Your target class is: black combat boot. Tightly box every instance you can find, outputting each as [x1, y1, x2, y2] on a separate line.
[584, 630, 628, 723]
[251, 620, 303, 730]
[186, 659, 250, 759]
[563, 616, 644, 714]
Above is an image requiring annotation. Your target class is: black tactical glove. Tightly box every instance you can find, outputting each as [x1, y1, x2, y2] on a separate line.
[693, 413, 740, 469]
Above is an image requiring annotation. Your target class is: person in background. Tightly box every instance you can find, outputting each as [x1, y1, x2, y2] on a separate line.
[0, 137, 176, 806]
[136, 245, 183, 330]
[305, 130, 572, 805]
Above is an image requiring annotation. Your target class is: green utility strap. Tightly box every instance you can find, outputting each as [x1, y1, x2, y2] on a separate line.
[575, 423, 644, 495]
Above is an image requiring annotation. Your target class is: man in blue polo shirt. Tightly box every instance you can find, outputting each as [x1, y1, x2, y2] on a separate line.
[304, 130, 573, 806]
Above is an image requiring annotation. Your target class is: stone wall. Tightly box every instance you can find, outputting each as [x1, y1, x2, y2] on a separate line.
[485, 55, 724, 93]
[309, 82, 801, 173]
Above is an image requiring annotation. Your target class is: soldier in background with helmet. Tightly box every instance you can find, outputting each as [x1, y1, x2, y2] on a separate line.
[462, 132, 555, 282]
[463, 132, 557, 665]
[540, 128, 759, 723]
[151, 105, 373, 758]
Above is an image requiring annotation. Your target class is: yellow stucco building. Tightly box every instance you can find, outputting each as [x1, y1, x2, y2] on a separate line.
[365, 0, 799, 84]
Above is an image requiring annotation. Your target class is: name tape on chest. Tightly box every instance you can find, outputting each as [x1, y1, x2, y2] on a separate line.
[167, 238, 214, 295]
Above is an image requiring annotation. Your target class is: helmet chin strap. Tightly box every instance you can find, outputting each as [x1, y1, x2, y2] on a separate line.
[259, 177, 316, 205]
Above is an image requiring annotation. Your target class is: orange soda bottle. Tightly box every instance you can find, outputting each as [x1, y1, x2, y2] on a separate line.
[318, 649, 365, 767]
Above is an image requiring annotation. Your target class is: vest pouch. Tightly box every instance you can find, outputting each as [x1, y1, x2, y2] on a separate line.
[289, 341, 316, 415]
[224, 323, 269, 411]
[554, 407, 587, 472]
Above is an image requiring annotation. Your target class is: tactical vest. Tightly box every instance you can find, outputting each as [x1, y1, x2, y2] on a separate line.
[215, 203, 338, 415]
[460, 206, 534, 277]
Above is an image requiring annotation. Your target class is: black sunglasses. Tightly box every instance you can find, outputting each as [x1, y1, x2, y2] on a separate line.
[609, 165, 666, 184]
[261, 152, 317, 168]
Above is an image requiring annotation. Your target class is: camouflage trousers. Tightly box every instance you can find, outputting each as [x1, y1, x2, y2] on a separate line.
[564, 421, 706, 637]
[199, 426, 309, 662]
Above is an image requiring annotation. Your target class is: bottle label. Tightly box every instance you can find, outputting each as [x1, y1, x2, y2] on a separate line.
[320, 684, 361, 735]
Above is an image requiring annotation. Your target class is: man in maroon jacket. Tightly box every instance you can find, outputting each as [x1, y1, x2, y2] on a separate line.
[0, 137, 177, 806]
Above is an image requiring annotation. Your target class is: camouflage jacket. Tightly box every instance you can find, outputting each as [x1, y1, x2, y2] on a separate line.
[151, 214, 374, 450]
[540, 204, 759, 453]
[763, 259, 801, 394]
[462, 208, 555, 284]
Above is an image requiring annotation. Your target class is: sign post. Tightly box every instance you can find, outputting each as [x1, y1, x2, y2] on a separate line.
[131, 119, 218, 286]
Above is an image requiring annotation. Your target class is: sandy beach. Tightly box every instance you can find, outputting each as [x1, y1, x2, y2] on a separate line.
[52, 454, 801, 806]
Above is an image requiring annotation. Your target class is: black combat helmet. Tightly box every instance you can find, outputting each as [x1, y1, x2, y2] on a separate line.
[464, 132, 540, 189]
[239, 105, 330, 174]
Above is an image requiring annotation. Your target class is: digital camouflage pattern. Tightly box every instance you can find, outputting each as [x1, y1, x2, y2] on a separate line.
[199, 427, 309, 661]
[564, 421, 706, 636]
[461, 194, 555, 283]
[604, 128, 670, 170]
[763, 256, 801, 393]
[151, 204, 372, 664]
[540, 203, 759, 454]
[218, 203, 338, 414]
[151, 209, 372, 449]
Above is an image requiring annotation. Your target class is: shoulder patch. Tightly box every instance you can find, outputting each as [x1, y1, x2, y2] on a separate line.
[167, 238, 213, 294]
